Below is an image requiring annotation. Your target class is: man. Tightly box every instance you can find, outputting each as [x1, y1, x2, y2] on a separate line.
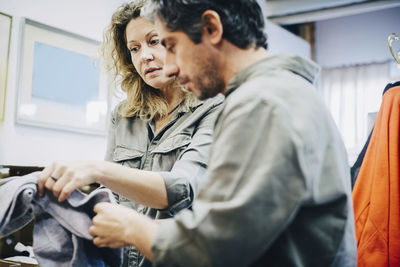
[40, 0, 357, 266]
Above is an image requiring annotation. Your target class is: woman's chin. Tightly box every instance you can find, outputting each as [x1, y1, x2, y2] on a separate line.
[149, 77, 176, 90]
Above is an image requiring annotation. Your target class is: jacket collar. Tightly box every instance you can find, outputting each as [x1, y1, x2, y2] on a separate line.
[225, 55, 320, 97]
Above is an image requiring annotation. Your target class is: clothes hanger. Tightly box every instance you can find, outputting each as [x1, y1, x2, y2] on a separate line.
[388, 33, 400, 65]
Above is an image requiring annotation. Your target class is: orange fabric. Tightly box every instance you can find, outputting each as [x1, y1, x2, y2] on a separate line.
[352, 86, 400, 267]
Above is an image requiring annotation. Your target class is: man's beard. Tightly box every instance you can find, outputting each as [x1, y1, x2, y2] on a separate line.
[194, 59, 225, 100]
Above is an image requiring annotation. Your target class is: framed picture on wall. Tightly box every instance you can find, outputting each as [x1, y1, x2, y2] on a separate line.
[0, 12, 12, 122]
[16, 18, 109, 135]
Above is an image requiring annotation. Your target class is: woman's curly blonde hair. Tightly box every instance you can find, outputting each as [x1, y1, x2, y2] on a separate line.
[102, 0, 196, 121]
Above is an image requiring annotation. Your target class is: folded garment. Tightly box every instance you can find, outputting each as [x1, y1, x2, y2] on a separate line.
[0, 172, 123, 267]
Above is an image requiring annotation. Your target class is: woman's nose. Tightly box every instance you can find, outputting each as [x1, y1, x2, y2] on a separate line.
[141, 47, 154, 62]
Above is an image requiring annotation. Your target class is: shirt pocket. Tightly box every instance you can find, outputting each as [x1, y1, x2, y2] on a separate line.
[150, 134, 192, 171]
[112, 145, 144, 169]
[152, 133, 192, 154]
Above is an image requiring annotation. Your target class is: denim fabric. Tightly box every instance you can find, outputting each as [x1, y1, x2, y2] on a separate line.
[0, 174, 37, 237]
[0, 172, 123, 267]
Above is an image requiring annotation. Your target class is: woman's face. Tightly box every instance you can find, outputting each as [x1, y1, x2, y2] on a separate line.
[126, 17, 173, 89]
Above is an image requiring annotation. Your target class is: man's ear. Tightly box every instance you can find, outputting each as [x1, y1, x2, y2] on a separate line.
[201, 10, 223, 45]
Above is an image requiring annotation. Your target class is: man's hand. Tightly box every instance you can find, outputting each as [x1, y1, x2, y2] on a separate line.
[37, 161, 102, 202]
[89, 203, 135, 248]
[90, 202, 159, 260]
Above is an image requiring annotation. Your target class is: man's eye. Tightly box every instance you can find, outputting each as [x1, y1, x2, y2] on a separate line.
[167, 44, 175, 53]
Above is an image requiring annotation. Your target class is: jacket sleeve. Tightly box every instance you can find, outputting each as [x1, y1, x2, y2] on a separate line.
[152, 98, 309, 267]
[104, 106, 118, 162]
[158, 96, 223, 215]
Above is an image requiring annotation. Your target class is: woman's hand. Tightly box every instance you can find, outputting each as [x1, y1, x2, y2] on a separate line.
[37, 161, 103, 202]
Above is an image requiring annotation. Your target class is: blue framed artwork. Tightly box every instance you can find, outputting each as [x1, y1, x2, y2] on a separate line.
[16, 19, 109, 135]
[0, 12, 12, 122]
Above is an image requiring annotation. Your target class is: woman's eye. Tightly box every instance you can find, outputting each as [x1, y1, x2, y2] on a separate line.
[150, 38, 159, 45]
[130, 47, 139, 53]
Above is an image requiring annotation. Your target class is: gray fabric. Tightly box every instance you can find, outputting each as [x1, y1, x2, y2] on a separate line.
[104, 95, 224, 267]
[0, 172, 123, 267]
[152, 55, 357, 267]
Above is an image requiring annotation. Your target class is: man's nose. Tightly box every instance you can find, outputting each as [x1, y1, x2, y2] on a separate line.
[163, 63, 179, 78]
[163, 53, 179, 78]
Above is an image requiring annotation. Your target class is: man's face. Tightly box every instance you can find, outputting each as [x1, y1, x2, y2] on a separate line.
[155, 18, 225, 100]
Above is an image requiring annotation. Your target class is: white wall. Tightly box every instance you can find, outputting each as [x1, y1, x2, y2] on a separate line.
[267, 0, 367, 17]
[259, 0, 311, 58]
[316, 7, 400, 68]
[267, 20, 311, 59]
[0, 0, 125, 166]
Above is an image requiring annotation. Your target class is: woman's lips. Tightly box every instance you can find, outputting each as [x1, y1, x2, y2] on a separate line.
[145, 67, 161, 75]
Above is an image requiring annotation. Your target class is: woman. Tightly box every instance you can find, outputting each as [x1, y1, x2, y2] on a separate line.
[37, 1, 223, 266]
